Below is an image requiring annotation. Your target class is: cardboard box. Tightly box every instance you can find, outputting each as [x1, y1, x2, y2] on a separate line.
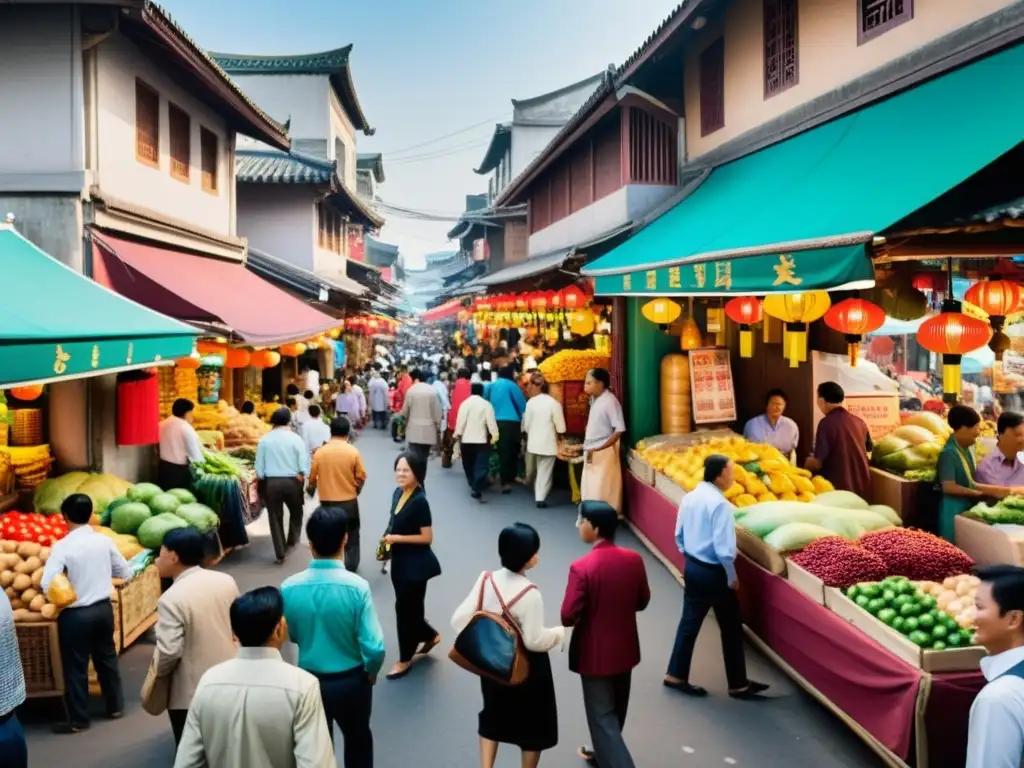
[627, 450, 655, 486]
[654, 472, 684, 507]
[786, 559, 826, 605]
[736, 527, 787, 576]
[869, 467, 939, 531]
[955, 515, 1024, 567]
[825, 587, 985, 672]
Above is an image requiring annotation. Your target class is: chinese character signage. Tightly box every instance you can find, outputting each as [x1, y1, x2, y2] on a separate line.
[592, 244, 873, 297]
[561, 380, 590, 435]
[346, 225, 365, 262]
[688, 348, 736, 425]
[844, 393, 900, 442]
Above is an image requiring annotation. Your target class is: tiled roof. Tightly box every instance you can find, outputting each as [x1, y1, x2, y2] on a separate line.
[236, 149, 334, 184]
[212, 45, 373, 135]
[475, 124, 512, 175]
[129, 3, 289, 150]
[357, 153, 385, 183]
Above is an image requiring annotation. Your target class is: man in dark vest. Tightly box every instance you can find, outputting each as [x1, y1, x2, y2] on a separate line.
[805, 381, 871, 499]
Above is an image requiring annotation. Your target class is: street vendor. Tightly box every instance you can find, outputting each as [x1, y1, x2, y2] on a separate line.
[581, 368, 626, 514]
[938, 405, 1019, 543]
[742, 388, 799, 460]
[975, 412, 1024, 488]
[158, 398, 204, 491]
[805, 382, 871, 499]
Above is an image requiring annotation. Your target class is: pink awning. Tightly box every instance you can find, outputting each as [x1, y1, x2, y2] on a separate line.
[422, 299, 463, 323]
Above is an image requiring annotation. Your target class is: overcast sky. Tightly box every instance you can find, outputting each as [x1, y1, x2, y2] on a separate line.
[164, 0, 683, 269]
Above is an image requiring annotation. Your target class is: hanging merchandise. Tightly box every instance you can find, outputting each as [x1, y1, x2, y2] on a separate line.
[278, 343, 301, 357]
[224, 348, 251, 369]
[964, 279, 1024, 360]
[917, 299, 992, 403]
[823, 298, 886, 366]
[679, 317, 702, 351]
[724, 297, 763, 358]
[763, 291, 831, 367]
[641, 298, 682, 329]
[561, 285, 587, 311]
[249, 349, 281, 369]
[196, 356, 223, 405]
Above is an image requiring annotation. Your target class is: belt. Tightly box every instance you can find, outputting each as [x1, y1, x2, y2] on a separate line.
[312, 665, 365, 681]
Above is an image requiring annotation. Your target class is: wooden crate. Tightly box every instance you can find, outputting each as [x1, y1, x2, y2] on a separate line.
[626, 450, 655, 486]
[955, 515, 1024, 567]
[15, 620, 63, 698]
[653, 472, 684, 507]
[785, 559, 826, 605]
[736, 527, 787, 576]
[116, 565, 160, 649]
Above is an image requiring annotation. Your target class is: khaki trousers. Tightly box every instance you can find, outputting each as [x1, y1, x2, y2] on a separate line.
[526, 453, 556, 503]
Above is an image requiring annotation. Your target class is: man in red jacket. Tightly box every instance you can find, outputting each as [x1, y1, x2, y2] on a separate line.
[443, 368, 472, 468]
[561, 501, 650, 767]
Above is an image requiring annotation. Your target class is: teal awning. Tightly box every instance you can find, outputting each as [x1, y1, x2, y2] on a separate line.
[583, 43, 1024, 281]
[593, 244, 874, 296]
[0, 224, 196, 387]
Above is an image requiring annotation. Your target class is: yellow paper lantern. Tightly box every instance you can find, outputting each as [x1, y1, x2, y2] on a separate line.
[762, 291, 831, 367]
[641, 298, 682, 328]
[569, 310, 596, 336]
[679, 317, 702, 351]
[294, 342, 307, 355]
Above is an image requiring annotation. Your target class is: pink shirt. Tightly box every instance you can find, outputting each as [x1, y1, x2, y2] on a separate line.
[975, 450, 1024, 487]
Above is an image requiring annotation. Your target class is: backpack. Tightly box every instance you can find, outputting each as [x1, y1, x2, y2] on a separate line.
[449, 572, 535, 686]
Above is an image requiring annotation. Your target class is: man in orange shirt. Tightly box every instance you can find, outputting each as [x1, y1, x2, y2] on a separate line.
[308, 418, 367, 572]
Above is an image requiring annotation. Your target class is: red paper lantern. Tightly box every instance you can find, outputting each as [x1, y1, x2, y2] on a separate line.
[912, 273, 946, 293]
[870, 336, 895, 357]
[8, 385, 43, 402]
[724, 297, 763, 358]
[918, 300, 992, 402]
[965, 279, 1024, 360]
[174, 357, 200, 370]
[116, 371, 159, 446]
[224, 348, 251, 368]
[476, 297, 493, 312]
[515, 294, 528, 310]
[824, 298, 886, 366]
[560, 285, 587, 310]
[550, 291, 562, 310]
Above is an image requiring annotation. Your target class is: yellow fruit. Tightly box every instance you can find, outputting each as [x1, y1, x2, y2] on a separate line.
[742, 477, 768, 496]
[724, 482, 744, 500]
[759, 459, 786, 473]
[780, 491, 798, 501]
[792, 476, 815, 494]
[734, 493, 757, 508]
[768, 472, 795, 495]
[811, 476, 835, 493]
[797, 491, 816, 503]
[756, 492, 778, 503]
[681, 475, 700, 492]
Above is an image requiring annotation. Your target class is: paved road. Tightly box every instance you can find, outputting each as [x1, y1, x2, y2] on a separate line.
[22, 428, 883, 767]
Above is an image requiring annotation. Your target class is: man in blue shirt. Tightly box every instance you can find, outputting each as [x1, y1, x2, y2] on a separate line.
[663, 455, 769, 700]
[487, 365, 527, 493]
[255, 407, 311, 564]
[283, 506, 386, 768]
[742, 388, 799, 458]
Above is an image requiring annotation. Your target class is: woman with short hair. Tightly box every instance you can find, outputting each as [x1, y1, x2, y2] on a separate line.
[451, 523, 564, 768]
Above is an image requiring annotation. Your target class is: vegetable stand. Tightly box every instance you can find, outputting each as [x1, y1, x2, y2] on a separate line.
[624, 472, 984, 768]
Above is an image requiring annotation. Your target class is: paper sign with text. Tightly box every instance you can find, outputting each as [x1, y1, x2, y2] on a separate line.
[844, 393, 901, 442]
[688, 348, 737, 425]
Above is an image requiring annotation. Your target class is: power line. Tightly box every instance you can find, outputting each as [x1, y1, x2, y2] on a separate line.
[377, 112, 511, 156]
[387, 138, 494, 165]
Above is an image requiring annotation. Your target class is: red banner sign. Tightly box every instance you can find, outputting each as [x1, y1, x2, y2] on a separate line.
[562, 380, 590, 435]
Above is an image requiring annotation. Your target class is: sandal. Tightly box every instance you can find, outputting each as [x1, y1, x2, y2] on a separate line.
[417, 635, 441, 655]
[386, 663, 412, 680]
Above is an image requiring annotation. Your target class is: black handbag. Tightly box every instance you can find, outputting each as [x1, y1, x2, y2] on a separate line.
[449, 572, 535, 686]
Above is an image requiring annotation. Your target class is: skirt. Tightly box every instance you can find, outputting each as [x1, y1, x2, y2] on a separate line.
[478, 648, 557, 752]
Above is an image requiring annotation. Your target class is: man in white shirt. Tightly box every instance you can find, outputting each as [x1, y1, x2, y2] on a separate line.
[300, 404, 331, 456]
[522, 373, 566, 508]
[289, 396, 311, 434]
[174, 586, 334, 768]
[454, 382, 499, 502]
[966, 565, 1024, 768]
[303, 365, 320, 400]
[42, 494, 131, 733]
[158, 399, 204, 491]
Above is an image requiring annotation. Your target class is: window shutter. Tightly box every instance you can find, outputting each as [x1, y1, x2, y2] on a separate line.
[168, 104, 190, 181]
[764, 0, 798, 98]
[135, 80, 159, 166]
[859, 0, 913, 44]
[200, 128, 218, 193]
[699, 38, 725, 137]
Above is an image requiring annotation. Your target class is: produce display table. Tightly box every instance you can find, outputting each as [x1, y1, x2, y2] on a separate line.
[623, 471, 983, 768]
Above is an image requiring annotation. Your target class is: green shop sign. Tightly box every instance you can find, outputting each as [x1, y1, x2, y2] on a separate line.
[0, 335, 195, 388]
[593, 244, 875, 297]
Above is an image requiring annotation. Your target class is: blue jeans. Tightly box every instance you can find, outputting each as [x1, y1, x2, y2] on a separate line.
[0, 712, 28, 768]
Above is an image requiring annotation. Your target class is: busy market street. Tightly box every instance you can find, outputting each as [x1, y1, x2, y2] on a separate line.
[19, 427, 882, 767]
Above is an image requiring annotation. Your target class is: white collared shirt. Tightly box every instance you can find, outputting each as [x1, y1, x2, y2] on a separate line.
[300, 419, 331, 455]
[966, 645, 1024, 768]
[159, 416, 204, 465]
[41, 526, 131, 608]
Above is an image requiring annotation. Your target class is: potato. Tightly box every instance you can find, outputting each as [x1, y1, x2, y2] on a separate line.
[41, 603, 57, 619]
[39, 547, 50, 562]
[9, 599, 24, 611]
[11, 573, 31, 592]
[12, 608, 45, 623]
[20, 588, 38, 603]
[28, 594, 45, 612]
[0, 554, 16, 570]
[4, 586, 15, 599]
[17, 542, 40, 558]
[0, 571, 13, 588]
[0, 540, 16, 554]
[14, 556, 40, 575]
[31, 568, 43, 588]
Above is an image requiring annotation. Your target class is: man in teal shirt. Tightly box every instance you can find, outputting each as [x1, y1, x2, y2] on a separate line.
[282, 507, 385, 768]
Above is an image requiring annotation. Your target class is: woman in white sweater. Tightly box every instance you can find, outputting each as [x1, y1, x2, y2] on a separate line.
[451, 523, 565, 768]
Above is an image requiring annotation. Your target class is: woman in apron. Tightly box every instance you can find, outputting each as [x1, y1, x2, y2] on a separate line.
[580, 368, 626, 514]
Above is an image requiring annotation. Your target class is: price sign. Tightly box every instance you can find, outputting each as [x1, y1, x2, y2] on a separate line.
[688, 348, 736, 425]
[844, 393, 900, 442]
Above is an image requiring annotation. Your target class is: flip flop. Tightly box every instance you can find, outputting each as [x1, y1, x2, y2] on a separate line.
[577, 746, 596, 762]
[417, 635, 441, 655]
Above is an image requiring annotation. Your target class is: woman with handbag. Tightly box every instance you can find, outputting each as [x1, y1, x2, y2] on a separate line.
[382, 451, 442, 680]
[450, 523, 565, 768]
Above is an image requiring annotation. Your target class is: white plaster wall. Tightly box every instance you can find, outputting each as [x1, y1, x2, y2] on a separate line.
[528, 186, 629, 256]
[237, 185, 316, 270]
[329, 90, 358, 189]
[0, 5, 83, 175]
[229, 73, 330, 142]
[314, 249, 349, 283]
[95, 34, 232, 234]
[511, 124, 562, 181]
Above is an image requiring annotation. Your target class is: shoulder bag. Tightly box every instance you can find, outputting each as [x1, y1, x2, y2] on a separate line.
[449, 572, 536, 686]
[140, 651, 171, 716]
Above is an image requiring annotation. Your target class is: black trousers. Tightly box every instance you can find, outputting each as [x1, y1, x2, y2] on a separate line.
[581, 672, 634, 768]
[393, 579, 437, 663]
[0, 712, 27, 768]
[265, 477, 305, 560]
[320, 499, 361, 572]
[496, 421, 521, 484]
[407, 443, 432, 479]
[372, 410, 388, 429]
[667, 557, 748, 690]
[157, 460, 192, 493]
[460, 443, 490, 494]
[169, 709, 188, 746]
[316, 667, 374, 768]
[57, 600, 123, 726]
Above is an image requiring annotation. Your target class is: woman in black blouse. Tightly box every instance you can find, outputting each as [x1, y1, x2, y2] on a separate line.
[384, 451, 442, 680]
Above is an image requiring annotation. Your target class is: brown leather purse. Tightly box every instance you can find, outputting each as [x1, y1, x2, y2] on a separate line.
[449, 572, 536, 686]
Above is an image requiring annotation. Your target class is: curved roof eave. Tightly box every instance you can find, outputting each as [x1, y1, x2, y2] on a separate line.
[474, 124, 512, 175]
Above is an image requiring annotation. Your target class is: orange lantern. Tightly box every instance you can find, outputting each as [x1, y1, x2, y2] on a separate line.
[174, 356, 201, 370]
[196, 340, 226, 356]
[724, 297, 763, 358]
[249, 349, 282, 369]
[224, 348, 251, 368]
[278, 343, 300, 357]
[912, 272, 946, 294]
[917, 299, 992, 402]
[476, 297, 493, 312]
[824, 298, 886, 366]
[965, 279, 1024, 360]
[515, 294, 528, 311]
[560, 285, 587, 310]
[550, 291, 562, 311]
[9, 385, 43, 402]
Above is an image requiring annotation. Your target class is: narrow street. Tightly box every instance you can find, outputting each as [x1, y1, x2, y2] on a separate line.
[23, 428, 882, 767]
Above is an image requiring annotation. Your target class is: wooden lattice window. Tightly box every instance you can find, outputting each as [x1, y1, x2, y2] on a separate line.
[764, 0, 798, 97]
[168, 104, 190, 182]
[700, 38, 725, 137]
[200, 128, 218, 194]
[135, 79, 159, 167]
[859, 0, 913, 45]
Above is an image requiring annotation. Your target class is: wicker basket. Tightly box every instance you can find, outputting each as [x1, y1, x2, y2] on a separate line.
[0, 424, 7, 447]
[16, 620, 64, 698]
[11, 409, 43, 447]
[116, 565, 160, 649]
